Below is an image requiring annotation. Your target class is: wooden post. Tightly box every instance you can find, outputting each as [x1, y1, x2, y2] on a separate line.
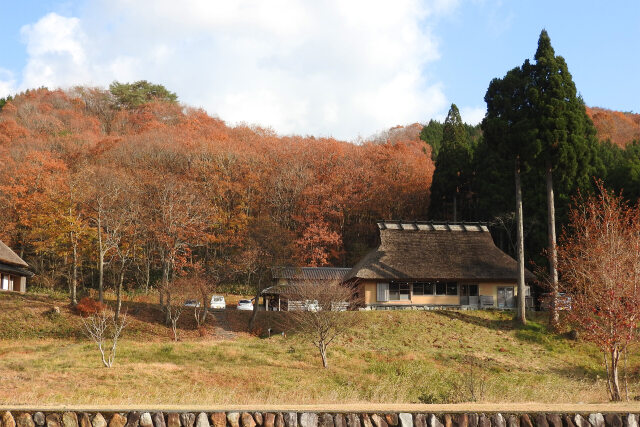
[546, 161, 559, 329]
[278, 296, 281, 311]
[515, 156, 527, 325]
[265, 297, 269, 311]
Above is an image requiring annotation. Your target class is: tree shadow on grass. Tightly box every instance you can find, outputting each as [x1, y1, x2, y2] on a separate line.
[431, 309, 517, 331]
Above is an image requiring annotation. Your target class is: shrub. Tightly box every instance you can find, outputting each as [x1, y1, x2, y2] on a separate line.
[75, 297, 107, 317]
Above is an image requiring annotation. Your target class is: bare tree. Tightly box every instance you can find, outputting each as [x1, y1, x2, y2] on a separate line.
[282, 280, 361, 368]
[82, 308, 128, 368]
[164, 276, 191, 341]
[187, 274, 216, 328]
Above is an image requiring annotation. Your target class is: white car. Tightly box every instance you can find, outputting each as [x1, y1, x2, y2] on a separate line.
[210, 295, 226, 310]
[237, 299, 254, 311]
[184, 299, 201, 307]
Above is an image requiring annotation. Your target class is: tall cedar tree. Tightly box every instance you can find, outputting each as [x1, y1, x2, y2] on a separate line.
[482, 64, 539, 324]
[430, 104, 474, 221]
[420, 119, 444, 159]
[529, 30, 599, 328]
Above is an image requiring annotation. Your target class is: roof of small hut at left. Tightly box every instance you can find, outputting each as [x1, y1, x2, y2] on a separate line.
[0, 240, 29, 267]
[0, 240, 33, 277]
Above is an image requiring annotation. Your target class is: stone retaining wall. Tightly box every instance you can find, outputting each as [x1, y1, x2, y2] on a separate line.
[0, 411, 637, 427]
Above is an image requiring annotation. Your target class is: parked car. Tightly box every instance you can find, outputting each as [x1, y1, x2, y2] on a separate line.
[210, 295, 226, 310]
[237, 299, 254, 311]
[184, 299, 201, 307]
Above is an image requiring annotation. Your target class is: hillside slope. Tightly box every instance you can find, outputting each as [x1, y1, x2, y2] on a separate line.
[586, 107, 640, 147]
[0, 291, 637, 405]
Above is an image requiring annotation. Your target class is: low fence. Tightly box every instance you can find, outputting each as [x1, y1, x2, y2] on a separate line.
[0, 411, 635, 427]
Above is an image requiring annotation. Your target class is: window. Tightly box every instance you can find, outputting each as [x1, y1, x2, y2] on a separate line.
[424, 282, 434, 295]
[413, 282, 422, 295]
[413, 282, 424, 295]
[434, 281, 457, 296]
[446, 282, 458, 296]
[389, 282, 410, 300]
[413, 282, 434, 295]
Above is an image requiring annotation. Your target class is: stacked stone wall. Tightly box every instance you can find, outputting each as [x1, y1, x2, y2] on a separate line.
[0, 411, 636, 427]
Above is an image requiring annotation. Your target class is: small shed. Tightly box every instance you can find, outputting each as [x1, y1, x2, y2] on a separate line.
[0, 240, 33, 293]
[262, 266, 352, 311]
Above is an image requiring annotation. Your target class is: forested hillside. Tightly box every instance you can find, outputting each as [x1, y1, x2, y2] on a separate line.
[1, 81, 638, 300]
[0, 87, 433, 296]
[586, 106, 640, 147]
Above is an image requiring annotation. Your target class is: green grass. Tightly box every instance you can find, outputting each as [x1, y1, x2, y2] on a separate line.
[0, 291, 637, 405]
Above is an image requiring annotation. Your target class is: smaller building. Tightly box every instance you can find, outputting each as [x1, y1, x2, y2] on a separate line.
[0, 240, 33, 293]
[263, 266, 352, 311]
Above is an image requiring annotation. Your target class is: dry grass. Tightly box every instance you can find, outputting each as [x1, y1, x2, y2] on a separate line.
[1, 291, 639, 405]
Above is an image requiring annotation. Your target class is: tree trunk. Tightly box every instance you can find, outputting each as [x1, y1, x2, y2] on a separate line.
[610, 347, 622, 401]
[248, 276, 262, 331]
[162, 259, 170, 324]
[514, 157, 526, 325]
[115, 256, 125, 322]
[144, 255, 151, 293]
[71, 230, 78, 306]
[199, 295, 208, 325]
[97, 213, 104, 303]
[319, 342, 328, 368]
[546, 162, 560, 329]
[171, 315, 179, 341]
[453, 193, 457, 223]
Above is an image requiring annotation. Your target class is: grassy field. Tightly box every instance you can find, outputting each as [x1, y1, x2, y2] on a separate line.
[0, 291, 638, 406]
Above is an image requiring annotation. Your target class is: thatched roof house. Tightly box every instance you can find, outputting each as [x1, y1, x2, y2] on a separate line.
[0, 240, 33, 293]
[349, 221, 534, 309]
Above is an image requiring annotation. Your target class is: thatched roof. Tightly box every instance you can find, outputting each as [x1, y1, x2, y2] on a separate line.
[347, 221, 535, 282]
[271, 266, 351, 281]
[0, 240, 29, 267]
[264, 267, 352, 295]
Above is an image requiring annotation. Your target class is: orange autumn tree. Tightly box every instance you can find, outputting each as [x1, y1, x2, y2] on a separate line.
[0, 86, 436, 305]
[557, 183, 640, 401]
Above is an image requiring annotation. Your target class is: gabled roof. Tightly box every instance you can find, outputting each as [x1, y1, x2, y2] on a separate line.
[271, 266, 352, 281]
[347, 221, 535, 282]
[265, 266, 352, 295]
[0, 240, 29, 268]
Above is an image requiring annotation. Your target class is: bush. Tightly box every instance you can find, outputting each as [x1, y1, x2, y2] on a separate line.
[75, 297, 107, 317]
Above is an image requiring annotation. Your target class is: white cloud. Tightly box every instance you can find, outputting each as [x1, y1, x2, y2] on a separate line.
[459, 105, 486, 125]
[0, 68, 16, 98]
[12, 0, 460, 140]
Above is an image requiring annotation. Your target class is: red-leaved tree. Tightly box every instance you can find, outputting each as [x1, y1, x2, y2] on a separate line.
[557, 184, 640, 401]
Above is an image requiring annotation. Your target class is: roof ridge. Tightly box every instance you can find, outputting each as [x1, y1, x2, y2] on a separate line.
[376, 220, 489, 232]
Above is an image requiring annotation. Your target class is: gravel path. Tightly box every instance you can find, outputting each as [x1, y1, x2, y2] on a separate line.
[209, 310, 237, 340]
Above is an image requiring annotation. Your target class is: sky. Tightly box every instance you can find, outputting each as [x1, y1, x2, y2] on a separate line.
[0, 0, 638, 140]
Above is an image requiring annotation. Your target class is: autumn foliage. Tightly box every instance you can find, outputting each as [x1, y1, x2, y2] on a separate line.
[0, 88, 434, 297]
[586, 107, 640, 147]
[557, 184, 640, 401]
[75, 297, 107, 317]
